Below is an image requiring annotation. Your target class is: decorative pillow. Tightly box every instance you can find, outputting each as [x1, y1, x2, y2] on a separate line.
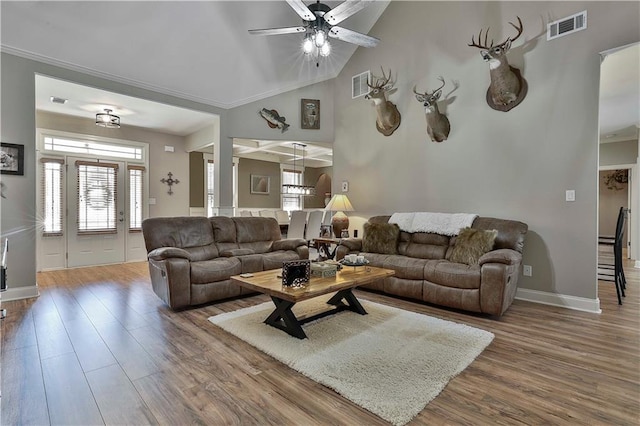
[362, 222, 400, 254]
[448, 227, 498, 265]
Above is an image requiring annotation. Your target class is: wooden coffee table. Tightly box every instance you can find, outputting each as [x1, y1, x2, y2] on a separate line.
[231, 266, 394, 339]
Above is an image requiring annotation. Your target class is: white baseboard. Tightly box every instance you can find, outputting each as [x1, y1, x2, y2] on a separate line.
[0, 285, 40, 302]
[635, 260, 640, 269]
[515, 288, 601, 314]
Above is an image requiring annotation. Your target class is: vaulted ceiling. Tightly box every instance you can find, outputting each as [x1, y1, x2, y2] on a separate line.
[2, 1, 389, 109]
[1, 1, 637, 145]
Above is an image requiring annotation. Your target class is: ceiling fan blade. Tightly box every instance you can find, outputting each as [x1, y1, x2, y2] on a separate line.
[324, 0, 373, 25]
[248, 26, 307, 36]
[286, 0, 316, 21]
[329, 26, 379, 47]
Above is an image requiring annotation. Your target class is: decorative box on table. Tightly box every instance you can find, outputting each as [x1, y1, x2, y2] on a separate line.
[311, 261, 338, 278]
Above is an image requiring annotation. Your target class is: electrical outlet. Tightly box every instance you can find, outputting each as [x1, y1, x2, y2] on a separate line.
[523, 265, 532, 277]
[565, 190, 575, 202]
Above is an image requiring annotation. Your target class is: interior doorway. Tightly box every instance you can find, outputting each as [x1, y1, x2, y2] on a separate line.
[597, 42, 640, 304]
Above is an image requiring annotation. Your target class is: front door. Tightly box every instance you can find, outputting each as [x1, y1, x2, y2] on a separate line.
[66, 157, 126, 267]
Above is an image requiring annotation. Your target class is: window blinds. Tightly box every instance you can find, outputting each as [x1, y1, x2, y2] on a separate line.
[128, 165, 145, 231]
[40, 158, 65, 236]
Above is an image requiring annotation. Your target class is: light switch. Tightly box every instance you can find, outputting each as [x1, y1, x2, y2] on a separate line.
[565, 190, 575, 202]
[164, 145, 174, 152]
[148, 198, 157, 205]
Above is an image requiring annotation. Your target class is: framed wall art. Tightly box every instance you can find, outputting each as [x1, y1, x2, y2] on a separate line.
[301, 99, 320, 129]
[250, 174, 270, 194]
[0, 143, 24, 176]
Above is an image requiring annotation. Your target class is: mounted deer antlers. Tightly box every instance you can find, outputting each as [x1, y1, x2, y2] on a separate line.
[365, 67, 401, 136]
[413, 77, 450, 143]
[468, 17, 527, 111]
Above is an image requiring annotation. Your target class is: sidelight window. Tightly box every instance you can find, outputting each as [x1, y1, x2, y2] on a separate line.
[40, 158, 65, 236]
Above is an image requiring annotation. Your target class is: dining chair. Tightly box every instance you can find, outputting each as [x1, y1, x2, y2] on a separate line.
[597, 206, 627, 304]
[275, 210, 290, 225]
[287, 210, 307, 240]
[305, 210, 324, 244]
[259, 210, 276, 218]
[239, 210, 253, 217]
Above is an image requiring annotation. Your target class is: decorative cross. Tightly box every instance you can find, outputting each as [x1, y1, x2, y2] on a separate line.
[160, 172, 180, 195]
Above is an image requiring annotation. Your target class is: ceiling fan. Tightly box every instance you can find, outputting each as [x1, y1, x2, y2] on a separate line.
[248, 0, 380, 64]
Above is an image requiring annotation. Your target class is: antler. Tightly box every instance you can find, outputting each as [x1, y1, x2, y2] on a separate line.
[507, 16, 524, 43]
[433, 76, 446, 94]
[468, 27, 493, 49]
[368, 67, 392, 89]
[468, 17, 523, 49]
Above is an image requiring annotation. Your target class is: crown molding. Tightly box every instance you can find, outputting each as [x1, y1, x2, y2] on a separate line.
[1, 45, 340, 110]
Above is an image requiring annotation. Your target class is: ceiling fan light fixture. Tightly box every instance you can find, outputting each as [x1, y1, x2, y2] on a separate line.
[320, 41, 331, 57]
[314, 28, 327, 47]
[95, 108, 121, 128]
[302, 35, 315, 54]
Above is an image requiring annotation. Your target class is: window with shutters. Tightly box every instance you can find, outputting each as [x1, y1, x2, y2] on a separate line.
[76, 161, 118, 234]
[41, 158, 64, 236]
[128, 165, 145, 231]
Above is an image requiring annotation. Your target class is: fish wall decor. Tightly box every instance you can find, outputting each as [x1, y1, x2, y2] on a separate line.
[259, 108, 290, 133]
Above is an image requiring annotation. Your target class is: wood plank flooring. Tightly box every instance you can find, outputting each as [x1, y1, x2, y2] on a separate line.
[1, 259, 638, 425]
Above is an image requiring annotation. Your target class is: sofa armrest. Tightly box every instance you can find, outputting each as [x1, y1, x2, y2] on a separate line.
[340, 238, 362, 251]
[148, 247, 191, 261]
[336, 238, 362, 260]
[272, 238, 307, 251]
[479, 249, 522, 266]
[147, 257, 191, 310]
[220, 248, 255, 257]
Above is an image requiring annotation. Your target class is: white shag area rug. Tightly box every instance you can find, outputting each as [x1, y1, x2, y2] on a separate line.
[208, 299, 494, 426]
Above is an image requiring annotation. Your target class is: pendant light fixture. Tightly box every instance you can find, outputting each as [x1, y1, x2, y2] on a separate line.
[282, 143, 316, 196]
[96, 109, 121, 128]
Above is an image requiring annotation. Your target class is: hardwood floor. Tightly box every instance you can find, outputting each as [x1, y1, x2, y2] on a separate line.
[1, 259, 638, 425]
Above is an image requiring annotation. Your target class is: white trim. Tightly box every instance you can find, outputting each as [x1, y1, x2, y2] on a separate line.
[0, 285, 40, 302]
[2, 45, 335, 109]
[635, 260, 640, 269]
[515, 288, 601, 314]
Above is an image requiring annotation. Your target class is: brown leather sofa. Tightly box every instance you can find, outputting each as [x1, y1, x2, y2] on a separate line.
[336, 215, 528, 316]
[142, 216, 309, 309]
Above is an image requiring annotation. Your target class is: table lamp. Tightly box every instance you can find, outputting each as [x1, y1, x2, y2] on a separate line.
[324, 194, 354, 238]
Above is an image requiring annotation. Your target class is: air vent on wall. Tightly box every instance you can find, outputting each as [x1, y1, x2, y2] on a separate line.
[50, 96, 68, 104]
[352, 70, 371, 99]
[547, 10, 587, 41]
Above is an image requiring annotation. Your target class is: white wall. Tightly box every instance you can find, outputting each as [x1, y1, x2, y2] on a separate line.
[332, 1, 640, 303]
[226, 79, 335, 143]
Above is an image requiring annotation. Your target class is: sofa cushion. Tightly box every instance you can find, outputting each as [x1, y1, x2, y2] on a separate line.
[142, 216, 218, 261]
[262, 250, 303, 270]
[427, 261, 481, 289]
[362, 222, 400, 254]
[398, 232, 450, 260]
[190, 258, 242, 284]
[447, 227, 498, 265]
[382, 255, 434, 280]
[360, 252, 392, 268]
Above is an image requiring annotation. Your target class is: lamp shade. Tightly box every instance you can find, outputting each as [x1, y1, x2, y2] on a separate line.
[324, 194, 354, 212]
[324, 194, 354, 238]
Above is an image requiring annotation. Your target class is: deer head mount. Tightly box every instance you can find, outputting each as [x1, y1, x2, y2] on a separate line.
[469, 17, 528, 111]
[413, 77, 451, 143]
[365, 67, 401, 136]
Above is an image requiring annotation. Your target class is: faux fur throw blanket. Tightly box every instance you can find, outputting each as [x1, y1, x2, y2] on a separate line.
[389, 212, 478, 236]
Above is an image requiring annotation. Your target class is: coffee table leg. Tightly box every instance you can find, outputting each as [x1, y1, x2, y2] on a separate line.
[326, 289, 367, 315]
[264, 296, 307, 339]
